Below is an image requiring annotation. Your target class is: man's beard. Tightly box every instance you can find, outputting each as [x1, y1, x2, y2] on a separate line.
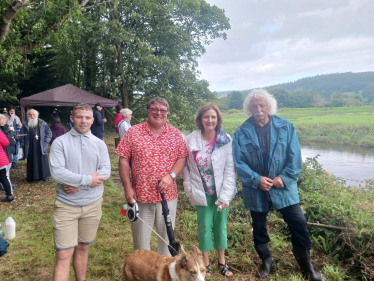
[27, 117, 39, 128]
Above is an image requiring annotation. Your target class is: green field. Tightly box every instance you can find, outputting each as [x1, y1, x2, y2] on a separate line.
[222, 106, 374, 146]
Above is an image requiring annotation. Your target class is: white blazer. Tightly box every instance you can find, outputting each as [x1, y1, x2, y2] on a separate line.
[182, 130, 237, 206]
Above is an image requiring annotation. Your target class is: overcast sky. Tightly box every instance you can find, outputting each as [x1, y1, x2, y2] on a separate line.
[197, 0, 374, 92]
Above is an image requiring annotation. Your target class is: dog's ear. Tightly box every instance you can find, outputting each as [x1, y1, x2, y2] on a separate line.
[191, 245, 202, 257]
[180, 244, 186, 255]
[180, 253, 188, 269]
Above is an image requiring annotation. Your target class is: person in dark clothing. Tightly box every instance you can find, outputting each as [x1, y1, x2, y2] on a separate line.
[0, 114, 16, 189]
[91, 103, 106, 140]
[51, 117, 67, 143]
[0, 114, 14, 202]
[49, 108, 61, 124]
[66, 109, 73, 129]
[20, 109, 52, 183]
[233, 89, 324, 281]
[5, 105, 22, 169]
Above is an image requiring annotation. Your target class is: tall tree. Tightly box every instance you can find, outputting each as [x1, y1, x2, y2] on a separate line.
[0, 1, 110, 69]
[268, 88, 291, 108]
[228, 91, 244, 109]
[1, 0, 230, 129]
[51, 0, 229, 127]
[0, 0, 110, 106]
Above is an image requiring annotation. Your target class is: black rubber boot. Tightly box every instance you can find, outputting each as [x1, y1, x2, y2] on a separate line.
[293, 248, 324, 281]
[254, 243, 275, 278]
[0, 195, 14, 202]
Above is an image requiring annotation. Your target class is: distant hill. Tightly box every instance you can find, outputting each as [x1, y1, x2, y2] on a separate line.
[216, 91, 232, 98]
[216, 72, 374, 100]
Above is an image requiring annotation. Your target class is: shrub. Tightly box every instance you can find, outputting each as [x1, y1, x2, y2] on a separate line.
[340, 135, 351, 144]
[357, 135, 374, 146]
[299, 156, 374, 279]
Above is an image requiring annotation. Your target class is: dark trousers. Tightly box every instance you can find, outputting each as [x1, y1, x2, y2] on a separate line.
[93, 132, 103, 140]
[250, 203, 312, 250]
[0, 168, 12, 196]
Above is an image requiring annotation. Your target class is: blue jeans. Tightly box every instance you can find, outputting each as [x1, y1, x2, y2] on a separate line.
[12, 141, 20, 164]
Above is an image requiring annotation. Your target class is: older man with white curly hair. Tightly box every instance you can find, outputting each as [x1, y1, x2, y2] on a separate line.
[233, 89, 324, 280]
[20, 109, 52, 183]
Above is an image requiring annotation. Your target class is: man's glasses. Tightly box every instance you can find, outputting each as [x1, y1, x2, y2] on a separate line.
[149, 107, 168, 114]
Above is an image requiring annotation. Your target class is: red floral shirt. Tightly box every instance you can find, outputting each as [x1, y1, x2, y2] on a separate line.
[115, 122, 188, 203]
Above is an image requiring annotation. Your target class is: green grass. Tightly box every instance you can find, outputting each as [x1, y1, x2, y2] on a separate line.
[222, 106, 374, 146]
[223, 106, 374, 125]
[278, 106, 374, 124]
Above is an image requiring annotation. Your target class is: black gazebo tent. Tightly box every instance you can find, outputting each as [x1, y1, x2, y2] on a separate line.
[20, 84, 118, 121]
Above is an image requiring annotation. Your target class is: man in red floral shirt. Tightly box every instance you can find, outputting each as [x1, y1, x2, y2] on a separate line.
[116, 97, 187, 256]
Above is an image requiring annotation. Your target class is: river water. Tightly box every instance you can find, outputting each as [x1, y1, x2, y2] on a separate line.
[300, 141, 374, 187]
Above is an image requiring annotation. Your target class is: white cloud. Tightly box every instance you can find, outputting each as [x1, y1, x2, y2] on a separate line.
[197, 0, 374, 91]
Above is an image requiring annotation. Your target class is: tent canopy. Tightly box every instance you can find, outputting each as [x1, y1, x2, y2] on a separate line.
[20, 84, 118, 121]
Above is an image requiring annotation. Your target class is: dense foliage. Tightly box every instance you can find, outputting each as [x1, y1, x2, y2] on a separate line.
[298, 156, 374, 279]
[0, 0, 230, 130]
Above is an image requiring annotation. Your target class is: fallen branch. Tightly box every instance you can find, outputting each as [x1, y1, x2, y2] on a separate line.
[307, 222, 355, 231]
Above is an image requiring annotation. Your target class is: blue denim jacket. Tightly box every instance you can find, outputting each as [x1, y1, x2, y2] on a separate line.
[233, 115, 302, 212]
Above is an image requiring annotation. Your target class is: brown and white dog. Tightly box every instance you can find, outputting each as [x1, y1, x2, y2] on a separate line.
[122, 245, 206, 281]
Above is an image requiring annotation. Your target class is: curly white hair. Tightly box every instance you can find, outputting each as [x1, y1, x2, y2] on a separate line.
[243, 88, 277, 117]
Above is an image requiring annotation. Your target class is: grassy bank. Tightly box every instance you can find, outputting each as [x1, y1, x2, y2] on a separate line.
[222, 106, 374, 146]
[1, 135, 373, 280]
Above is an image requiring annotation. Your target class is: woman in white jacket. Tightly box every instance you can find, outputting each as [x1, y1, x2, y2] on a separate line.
[183, 104, 237, 277]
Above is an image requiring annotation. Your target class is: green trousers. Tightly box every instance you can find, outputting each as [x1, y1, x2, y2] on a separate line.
[196, 194, 230, 252]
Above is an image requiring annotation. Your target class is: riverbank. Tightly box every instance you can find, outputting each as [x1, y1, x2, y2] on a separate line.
[222, 106, 374, 146]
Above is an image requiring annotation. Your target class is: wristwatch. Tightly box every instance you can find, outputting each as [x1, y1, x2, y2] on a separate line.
[169, 172, 176, 180]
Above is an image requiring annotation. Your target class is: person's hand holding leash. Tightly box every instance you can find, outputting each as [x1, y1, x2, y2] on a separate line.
[157, 174, 173, 193]
[259, 177, 273, 191]
[62, 185, 79, 194]
[273, 176, 284, 188]
[124, 186, 137, 205]
[90, 171, 106, 187]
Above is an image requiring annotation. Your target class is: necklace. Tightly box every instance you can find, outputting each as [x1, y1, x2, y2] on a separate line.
[31, 126, 39, 140]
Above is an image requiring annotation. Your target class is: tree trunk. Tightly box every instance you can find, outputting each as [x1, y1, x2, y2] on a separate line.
[116, 43, 129, 108]
[121, 81, 129, 108]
